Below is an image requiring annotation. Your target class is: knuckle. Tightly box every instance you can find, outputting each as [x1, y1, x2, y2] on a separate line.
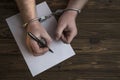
[34, 50, 41, 54]
[33, 52, 43, 56]
[56, 31, 60, 35]
[56, 32, 60, 37]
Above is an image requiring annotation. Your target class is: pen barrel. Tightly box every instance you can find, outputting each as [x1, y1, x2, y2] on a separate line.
[38, 42, 47, 48]
[38, 38, 47, 47]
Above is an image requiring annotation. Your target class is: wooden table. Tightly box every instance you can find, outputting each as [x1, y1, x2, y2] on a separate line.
[0, 0, 120, 80]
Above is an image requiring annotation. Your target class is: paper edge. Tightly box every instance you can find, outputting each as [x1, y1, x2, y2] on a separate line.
[6, 1, 76, 77]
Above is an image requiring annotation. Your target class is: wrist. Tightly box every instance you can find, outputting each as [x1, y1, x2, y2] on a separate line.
[63, 10, 78, 18]
[64, 8, 81, 14]
[63, 8, 81, 18]
[23, 16, 37, 23]
[23, 17, 40, 28]
[26, 20, 40, 31]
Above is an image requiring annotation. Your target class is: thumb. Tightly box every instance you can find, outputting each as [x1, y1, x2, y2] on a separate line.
[56, 23, 66, 40]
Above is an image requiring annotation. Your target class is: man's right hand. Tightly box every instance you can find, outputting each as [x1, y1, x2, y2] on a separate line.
[26, 20, 52, 56]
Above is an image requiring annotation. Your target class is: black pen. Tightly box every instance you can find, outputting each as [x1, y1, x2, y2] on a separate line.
[27, 32, 53, 53]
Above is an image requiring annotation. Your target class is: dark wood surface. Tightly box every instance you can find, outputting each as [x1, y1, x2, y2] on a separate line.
[0, 0, 120, 80]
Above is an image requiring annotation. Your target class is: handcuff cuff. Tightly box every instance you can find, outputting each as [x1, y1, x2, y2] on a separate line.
[23, 8, 81, 28]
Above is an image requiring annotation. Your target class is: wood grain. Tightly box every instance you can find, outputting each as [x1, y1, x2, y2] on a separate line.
[0, 0, 120, 80]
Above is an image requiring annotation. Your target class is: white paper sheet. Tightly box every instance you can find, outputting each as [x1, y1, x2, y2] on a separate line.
[6, 1, 75, 77]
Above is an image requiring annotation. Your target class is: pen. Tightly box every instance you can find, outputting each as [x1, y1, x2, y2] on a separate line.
[27, 32, 53, 53]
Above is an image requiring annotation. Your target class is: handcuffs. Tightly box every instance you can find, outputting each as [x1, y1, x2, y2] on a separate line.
[23, 8, 81, 28]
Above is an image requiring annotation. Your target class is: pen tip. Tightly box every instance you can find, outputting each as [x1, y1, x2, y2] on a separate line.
[49, 49, 54, 53]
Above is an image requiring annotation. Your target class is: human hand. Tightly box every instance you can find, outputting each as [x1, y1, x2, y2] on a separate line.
[56, 11, 78, 43]
[26, 21, 52, 56]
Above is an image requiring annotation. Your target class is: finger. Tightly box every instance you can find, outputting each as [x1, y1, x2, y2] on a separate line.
[61, 31, 74, 44]
[26, 37, 39, 56]
[67, 32, 75, 44]
[33, 47, 48, 56]
[62, 29, 77, 44]
[61, 34, 67, 43]
[26, 36, 33, 53]
[56, 22, 66, 40]
[30, 40, 40, 54]
[30, 39, 48, 56]
[66, 28, 77, 44]
[26, 35, 48, 56]
[41, 33, 52, 46]
[40, 47, 48, 54]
